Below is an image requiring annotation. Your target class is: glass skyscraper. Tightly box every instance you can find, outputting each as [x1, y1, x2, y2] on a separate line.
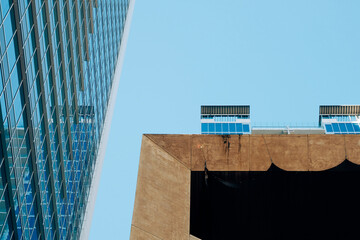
[0, 0, 134, 239]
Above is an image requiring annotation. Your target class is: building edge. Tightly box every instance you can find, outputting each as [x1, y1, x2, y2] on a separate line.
[79, 0, 136, 239]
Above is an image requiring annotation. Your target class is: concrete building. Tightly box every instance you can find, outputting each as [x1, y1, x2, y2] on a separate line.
[0, 0, 134, 239]
[131, 106, 360, 239]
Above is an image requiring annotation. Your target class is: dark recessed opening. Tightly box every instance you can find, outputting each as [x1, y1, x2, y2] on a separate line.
[190, 160, 360, 240]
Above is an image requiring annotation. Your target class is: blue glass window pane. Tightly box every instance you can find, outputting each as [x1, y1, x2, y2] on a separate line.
[229, 123, 235, 133]
[222, 123, 229, 133]
[346, 123, 354, 133]
[339, 123, 347, 133]
[215, 123, 222, 133]
[4, 9, 15, 45]
[325, 124, 333, 133]
[235, 123, 242, 133]
[353, 124, 360, 133]
[208, 123, 215, 132]
[332, 123, 340, 133]
[201, 123, 208, 133]
[243, 124, 250, 133]
[1, 0, 10, 17]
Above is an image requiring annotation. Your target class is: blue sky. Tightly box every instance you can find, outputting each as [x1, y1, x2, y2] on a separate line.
[89, 0, 360, 238]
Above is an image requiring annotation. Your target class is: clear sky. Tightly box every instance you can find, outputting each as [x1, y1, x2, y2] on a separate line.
[89, 0, 360, 238]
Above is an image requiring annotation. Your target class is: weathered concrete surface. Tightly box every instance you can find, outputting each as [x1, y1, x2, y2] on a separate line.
[191, 135, 239, 171]
[308, 135, 345, 171]
[264, 135, 308, 171]
[131, 134, 360, 239]
[190, 135, 272, 171]
[142, 134, 359, 172]
[187, 134, 353, 171]
[146, 134, 191, 169]
[131, 136, 190, 240]
[249, 135, 272, 171]
[130, 225, 161, 240]
[345, 135, 360, 164]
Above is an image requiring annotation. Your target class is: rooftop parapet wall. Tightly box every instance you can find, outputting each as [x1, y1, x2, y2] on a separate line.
[143, 134, 360, 172]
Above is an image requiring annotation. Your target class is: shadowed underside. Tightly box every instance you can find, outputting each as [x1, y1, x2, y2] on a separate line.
[191, 161, 360, 240]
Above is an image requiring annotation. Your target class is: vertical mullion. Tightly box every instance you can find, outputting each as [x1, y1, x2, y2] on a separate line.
[0, 104, 19, 240]
[28, 0, 61, 239]
[64, 0, 80, 124]
[54, 0, 75, 166]
[88, 0, 94, 34]
[96, 1, 105, 137]
[42, 0, 68, 201]
[81, 0, 90, 60]
[74, 0, 85, 91]
[12, 1, 48, 239]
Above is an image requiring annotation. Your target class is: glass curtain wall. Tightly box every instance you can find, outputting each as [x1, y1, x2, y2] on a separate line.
[0, 0, 130, 239]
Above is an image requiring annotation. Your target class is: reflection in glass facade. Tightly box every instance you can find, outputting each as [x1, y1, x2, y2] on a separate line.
[0, 0, 132, 239]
